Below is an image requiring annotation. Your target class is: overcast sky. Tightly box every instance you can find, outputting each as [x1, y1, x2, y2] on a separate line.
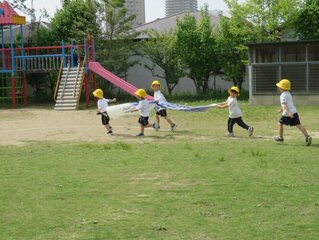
[24, 0, 245, 22]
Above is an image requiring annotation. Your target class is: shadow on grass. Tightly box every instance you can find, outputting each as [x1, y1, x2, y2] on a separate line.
[112, 130, 196, 139]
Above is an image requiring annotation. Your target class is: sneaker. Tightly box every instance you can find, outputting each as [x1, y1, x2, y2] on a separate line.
[136, 132, 144, 137]
[305, 136, 312, 146]
[152, 122, 159, 131]
[248, 127, 254, 137]
[171, 124, 177, 132]
[107, 130, 113, 134]
[273, 136, 284, 142]
[226, 132, 234, 137]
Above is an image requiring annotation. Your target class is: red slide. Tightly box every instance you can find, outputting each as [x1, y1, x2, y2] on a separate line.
[89, 62, 153, 100]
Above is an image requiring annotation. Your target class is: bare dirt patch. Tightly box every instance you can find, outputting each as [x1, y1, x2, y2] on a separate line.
[0, 108, 199, 146]
[0, 108, 153, 146]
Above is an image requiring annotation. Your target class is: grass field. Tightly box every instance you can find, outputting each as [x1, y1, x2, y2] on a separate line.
[0, 102, 318, 239]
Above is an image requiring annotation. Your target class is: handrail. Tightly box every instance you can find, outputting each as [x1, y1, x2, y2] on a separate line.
[60, 63, 70, 99]
[73, 63, 81, 97]
[53, 57, 64, 101]
[76, 56, 87, 108]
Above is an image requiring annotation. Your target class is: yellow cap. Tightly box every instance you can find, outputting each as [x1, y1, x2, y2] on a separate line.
[276, 79, 291, 90]
[151, 80, 161, 88]
[228, 86, 240, 96]
[93, 89, 103, 98]
[134, 89, 147, 98]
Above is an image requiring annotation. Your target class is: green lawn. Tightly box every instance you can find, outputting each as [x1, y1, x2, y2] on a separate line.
[1, 103, 318, 240]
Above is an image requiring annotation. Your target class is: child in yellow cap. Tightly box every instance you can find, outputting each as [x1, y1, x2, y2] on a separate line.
[130, 89, 157, 136]
[274, 79, 312, 146]
[217, 86, 254, 137]
[151, 80, 177, 131]
[92, 89, 116, 135]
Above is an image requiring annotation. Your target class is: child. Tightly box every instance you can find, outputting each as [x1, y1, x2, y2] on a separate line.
[217, 86, 254, 137]
[130, 89, 157, 136]
[274, 79, 312, 146]
[93, 88, 116, 135]
[151, 80, 177, 131]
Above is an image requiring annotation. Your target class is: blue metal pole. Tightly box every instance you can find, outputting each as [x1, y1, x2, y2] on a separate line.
[70, 39, 74, 67]
[61, 40, 66, 68]
[20, 24, 25, 70]
[9, 25, 15, 73]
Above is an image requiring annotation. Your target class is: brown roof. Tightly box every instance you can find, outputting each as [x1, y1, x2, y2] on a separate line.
[134, 11, 221, 39]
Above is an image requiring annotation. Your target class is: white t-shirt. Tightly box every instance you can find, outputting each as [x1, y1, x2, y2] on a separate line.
[154, 90, 167, 110]
[97, 98, 110, 112]
[280, 91, 297, 116]
[226, 96, 242, 118]
[136, 99, 151, 117]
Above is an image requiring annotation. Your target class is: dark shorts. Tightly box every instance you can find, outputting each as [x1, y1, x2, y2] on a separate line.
[279, 113, 301, 126]
[156, 109, 167, 117]
[138, 116, 149, 126]
[101, 112, 110, 125]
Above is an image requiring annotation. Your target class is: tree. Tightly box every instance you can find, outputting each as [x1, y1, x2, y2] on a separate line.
[175, 5, 219, 94]
[224, 0, 302, 41]
[214, 0, 303, 89]
[96, 0, 139, 78]
[215, 17, 249, 89]
[294, 0, 319, 40]
[50, 0, 100, 43]
[142, 30, 185, 96]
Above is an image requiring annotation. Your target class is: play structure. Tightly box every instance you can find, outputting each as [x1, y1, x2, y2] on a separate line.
[0, 0, 153, 110]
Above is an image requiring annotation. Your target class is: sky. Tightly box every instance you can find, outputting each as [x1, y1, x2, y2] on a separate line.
[23, 0, 244, 22]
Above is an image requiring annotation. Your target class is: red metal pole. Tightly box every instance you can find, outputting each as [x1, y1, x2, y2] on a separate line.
[11, 74, 16, 108]
[22, 73, 27, 107]
[85, 73, 89, 107]
[91, 72, 97, 105]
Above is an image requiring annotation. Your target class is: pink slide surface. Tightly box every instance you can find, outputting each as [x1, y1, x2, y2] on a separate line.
[89, 62, 154, 100]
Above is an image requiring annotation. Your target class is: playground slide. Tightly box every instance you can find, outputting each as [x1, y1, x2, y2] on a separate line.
[88, 62, 154, 100]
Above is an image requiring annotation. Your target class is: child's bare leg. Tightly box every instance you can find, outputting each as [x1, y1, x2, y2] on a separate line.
[139, 124, 145, 133]
[156, 114, 160, 126]
[296, 124, 309, 137]
[278, 123, 284, 138]
[296, 124, 312, 146]
[145, 123, 154, 128]
[164, 116, 174, 125]
[104, 124, 112, 131]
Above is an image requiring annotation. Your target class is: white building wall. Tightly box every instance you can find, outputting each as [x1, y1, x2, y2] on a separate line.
[126, 55, 248, 94]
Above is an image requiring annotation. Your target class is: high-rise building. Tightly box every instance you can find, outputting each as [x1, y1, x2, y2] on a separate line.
[165, 0, 198, 17]
[124, 0, 145, 26]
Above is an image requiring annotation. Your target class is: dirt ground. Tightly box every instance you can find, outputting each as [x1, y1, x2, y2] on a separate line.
[0, 108, 166, 146]
[1, 107, 318, 146]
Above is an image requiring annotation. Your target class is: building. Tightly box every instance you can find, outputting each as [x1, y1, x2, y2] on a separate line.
[124, 0, 145, 26]
[165, 0, 198, 17]
[248, 40, 319, 105]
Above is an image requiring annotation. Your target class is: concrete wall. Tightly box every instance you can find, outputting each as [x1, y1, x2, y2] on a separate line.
[126, 56, 249, 94]
[250, 94, 319, 106]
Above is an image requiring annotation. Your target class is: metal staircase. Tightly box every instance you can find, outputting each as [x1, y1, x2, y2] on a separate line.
[54, 64, 85, 110]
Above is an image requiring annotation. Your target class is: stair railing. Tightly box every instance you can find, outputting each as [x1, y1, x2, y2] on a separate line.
[73, 63, 81, 98]
[53, 57, 64, 101]
[76, 56, 87, 108]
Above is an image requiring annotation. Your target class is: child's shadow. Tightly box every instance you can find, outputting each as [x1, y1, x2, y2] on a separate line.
[112, 130, 195, 139]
